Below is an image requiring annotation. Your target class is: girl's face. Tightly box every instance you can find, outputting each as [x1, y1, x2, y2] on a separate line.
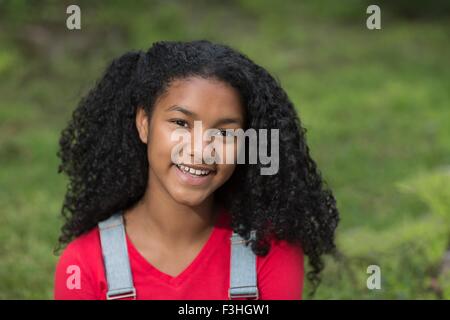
[136, 77, 245, 207]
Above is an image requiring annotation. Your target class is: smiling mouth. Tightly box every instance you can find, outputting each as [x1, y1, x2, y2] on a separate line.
[174, 163, 215, 177]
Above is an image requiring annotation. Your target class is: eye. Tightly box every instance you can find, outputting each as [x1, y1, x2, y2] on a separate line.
[171, 119, 189, 128]
[216, 129, 234, 137]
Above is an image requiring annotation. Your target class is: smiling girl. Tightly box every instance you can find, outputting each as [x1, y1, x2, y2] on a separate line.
[54, 40, 339, 300]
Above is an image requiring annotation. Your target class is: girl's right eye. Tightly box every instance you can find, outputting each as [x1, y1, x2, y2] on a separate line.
[171, 119, 189, 128]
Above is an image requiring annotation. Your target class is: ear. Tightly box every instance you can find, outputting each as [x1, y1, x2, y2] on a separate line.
[135, 106, 149, 144]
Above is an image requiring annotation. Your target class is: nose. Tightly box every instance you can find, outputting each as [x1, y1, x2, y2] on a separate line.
[189, 128, 215, 164]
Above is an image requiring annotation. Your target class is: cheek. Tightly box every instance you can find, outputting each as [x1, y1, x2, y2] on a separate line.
[216, 163, 236, 183]
[147, 123, 177, 167]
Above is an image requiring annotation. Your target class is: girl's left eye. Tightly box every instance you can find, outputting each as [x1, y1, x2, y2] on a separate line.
[216, 129, 234, 137]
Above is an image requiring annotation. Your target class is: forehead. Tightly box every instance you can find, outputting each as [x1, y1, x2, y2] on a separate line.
[155, 77, 244, 120]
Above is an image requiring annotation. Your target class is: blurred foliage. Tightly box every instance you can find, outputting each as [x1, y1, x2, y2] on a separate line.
[398, 168, 450, 230]
[0, 0, 449, 299]
[309, 167, 450, 299]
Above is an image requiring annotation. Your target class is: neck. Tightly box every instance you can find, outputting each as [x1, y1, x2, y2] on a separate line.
[125, 171, 220, 247]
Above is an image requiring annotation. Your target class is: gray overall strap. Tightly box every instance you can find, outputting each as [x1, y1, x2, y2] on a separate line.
[228, 229, 259, 299]
[98, 211, 136, 300]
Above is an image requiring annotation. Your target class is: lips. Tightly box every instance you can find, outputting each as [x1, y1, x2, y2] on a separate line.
[175, 163, 213, 176]
[173, 163, 215, 186]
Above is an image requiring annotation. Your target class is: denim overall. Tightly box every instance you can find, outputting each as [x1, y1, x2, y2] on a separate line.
[98, 212, 259, 300]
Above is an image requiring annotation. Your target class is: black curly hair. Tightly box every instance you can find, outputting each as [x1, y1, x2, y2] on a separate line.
[56, 40, 339, 294]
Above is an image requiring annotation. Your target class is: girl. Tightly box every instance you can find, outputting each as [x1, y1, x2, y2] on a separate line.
[54, 40, 339, 300]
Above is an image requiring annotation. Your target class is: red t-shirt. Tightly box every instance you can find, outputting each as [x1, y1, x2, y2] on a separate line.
[54, 208, 304, 300]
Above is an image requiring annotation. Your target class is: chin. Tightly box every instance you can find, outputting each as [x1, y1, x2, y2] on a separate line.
[169, 189, 210, 207]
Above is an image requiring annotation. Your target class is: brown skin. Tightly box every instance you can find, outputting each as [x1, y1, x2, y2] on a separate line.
[123, 77, 245, 277]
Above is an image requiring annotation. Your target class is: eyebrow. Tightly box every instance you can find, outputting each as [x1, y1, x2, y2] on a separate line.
[166, 105, 243, 126]
[166, 105, 195, 117]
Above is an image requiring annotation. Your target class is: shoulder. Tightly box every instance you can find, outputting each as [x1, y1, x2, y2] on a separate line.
[257, 236, 304, 271]
[54, 227, 105, 299]
[256, 236, 305, 300]
[57, 227, 102, 266]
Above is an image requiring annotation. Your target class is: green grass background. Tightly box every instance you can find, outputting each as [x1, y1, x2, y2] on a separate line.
[0, 0, 449, 299]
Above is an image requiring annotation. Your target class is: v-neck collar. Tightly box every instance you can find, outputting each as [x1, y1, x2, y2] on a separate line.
[124, 207, 227, 287]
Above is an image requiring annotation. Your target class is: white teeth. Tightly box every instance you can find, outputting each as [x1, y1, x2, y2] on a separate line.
[176, 164, 211, 176]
